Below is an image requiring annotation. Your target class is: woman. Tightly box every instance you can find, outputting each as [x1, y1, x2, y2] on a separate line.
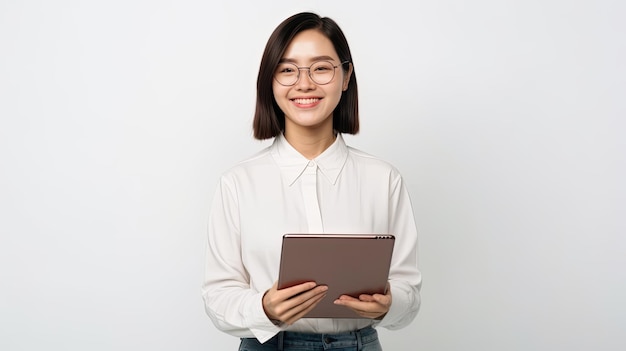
[202, 12, 421, 351]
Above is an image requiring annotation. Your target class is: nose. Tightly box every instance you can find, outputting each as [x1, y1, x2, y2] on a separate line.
[294, 68, 316, 90]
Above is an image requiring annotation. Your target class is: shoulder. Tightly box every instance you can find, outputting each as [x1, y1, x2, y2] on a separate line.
[219, 145, 275, 181]
[346, 145, 402, 177]
[344, 145, 411, 197]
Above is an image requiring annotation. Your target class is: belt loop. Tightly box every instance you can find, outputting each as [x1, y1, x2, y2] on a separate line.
[277, 331, 284, 351]
[355, 329, 363, 350]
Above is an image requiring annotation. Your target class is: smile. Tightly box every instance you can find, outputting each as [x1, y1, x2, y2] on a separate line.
[291, 98, 321, 106]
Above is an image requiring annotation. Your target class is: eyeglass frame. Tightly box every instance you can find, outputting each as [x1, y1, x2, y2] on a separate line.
[274, 60, 351, 86]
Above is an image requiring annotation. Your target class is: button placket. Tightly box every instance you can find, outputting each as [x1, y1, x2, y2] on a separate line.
[301, 161, 323, 232]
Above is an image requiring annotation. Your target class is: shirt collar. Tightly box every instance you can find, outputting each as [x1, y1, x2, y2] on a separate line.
[270, 133, 349, 186]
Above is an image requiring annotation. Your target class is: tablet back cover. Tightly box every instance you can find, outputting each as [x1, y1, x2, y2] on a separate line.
[278, 233, 395, 318]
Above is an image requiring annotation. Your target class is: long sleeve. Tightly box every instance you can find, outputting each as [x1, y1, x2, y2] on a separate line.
[376, 172, 422, 329]
[201, 176, 281, 343]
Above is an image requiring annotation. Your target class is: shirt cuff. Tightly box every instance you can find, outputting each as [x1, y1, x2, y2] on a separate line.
[245, 291, 283, 343]
[375, 282, 413, 328]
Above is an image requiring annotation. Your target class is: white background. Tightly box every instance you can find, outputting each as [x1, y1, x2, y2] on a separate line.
[1, 0, 624, 350]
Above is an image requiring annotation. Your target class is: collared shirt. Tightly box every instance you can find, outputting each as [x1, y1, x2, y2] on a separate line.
[202, 134, 421, 343]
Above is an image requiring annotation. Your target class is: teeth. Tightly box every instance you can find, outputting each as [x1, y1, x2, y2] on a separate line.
[293, 98, 319, 104]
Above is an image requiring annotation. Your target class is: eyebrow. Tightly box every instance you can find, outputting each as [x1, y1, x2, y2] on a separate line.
[278, 55, 337, 64]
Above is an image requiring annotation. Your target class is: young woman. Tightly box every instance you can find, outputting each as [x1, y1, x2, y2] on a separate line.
[202, 12, 421, 351]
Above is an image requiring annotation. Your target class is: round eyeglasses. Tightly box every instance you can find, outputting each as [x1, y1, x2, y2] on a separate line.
[274, 60, 350, 86]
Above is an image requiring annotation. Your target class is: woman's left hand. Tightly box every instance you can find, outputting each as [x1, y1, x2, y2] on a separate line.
[333, 283, 392, 319]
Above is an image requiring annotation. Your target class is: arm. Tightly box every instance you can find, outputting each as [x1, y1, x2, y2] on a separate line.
[333, 172, 421, 327]
[378, 173, 422, 329]
[201, 176, 280, 342]
[201, 176, 329, 342]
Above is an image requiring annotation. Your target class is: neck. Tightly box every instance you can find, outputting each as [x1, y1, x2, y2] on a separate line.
[284, 128, 336, 160]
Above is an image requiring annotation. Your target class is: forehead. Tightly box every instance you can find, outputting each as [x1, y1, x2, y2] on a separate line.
[282, 29, 339, 62]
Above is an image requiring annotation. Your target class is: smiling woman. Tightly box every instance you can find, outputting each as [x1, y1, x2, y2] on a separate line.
[253, 13, 359, 142]
[201, 12, 421, 351]
[271, 29, 353, 155]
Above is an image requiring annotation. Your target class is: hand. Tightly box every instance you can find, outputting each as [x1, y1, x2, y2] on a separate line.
[263, 281, 328, 325]
[333, 283, 392, 319]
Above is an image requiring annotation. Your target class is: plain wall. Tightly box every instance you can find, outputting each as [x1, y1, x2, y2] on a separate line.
[1, 0, 624, 350]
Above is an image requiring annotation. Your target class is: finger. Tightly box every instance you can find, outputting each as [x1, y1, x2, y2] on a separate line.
[264, 281, 317, 319]
[277, 281, 318, 298]
[335, 299, 385, 313]
[267, 281, 318, 311]
[270, 285, 328, 322]
[280, 285, 328, 317]
[333, 297, 387, 316]
[285, 291, 328, 325]
[358, 294, 377, 302]
[285, 292, 326, 324]
[370, 293, 391, 306]
[335, 294, 360, 302]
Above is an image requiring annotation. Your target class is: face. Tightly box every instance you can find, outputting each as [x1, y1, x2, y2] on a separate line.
[272, 29, 352, 136]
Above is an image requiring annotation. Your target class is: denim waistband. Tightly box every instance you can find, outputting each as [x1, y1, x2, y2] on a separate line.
[270, 326, 377, 350]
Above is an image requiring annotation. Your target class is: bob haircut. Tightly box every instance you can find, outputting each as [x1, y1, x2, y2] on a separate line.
[253, 12, 359, 140]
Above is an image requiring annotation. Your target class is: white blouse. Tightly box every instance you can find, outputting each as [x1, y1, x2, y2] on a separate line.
[202, 133, 421, 343]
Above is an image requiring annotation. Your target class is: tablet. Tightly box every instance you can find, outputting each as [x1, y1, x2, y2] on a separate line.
[277, 233, 395, 318]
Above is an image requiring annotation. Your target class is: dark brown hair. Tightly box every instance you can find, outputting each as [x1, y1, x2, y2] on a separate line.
[253, 12, 359, 140]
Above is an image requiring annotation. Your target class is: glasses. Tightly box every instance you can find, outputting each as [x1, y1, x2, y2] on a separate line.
[274, 60, 350, 86]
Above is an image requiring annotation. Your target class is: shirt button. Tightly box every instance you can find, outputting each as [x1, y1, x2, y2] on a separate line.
[307, 161, 315, 167]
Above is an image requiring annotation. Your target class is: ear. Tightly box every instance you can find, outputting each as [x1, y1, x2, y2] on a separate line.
[342, 63, 353, 91]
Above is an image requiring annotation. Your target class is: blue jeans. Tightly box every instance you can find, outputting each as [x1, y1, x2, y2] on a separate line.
[238, 326, 382, 351]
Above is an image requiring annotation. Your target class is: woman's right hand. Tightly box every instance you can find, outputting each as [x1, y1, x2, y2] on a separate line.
[262, 281, 328, 325]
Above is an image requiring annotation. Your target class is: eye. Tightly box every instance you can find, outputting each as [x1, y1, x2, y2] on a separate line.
[313, 64, 332, 71]
[276, 64, 297, 74]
